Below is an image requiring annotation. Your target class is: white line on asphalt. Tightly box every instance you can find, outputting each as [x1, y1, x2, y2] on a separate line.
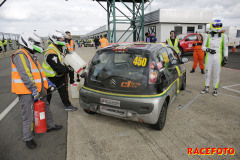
[178, 94, 202, 110]
[222, 84, 240, 88]
[0, 97, 19, 121]
[222, 87, 240, 94]
[219, 93, 240, 98]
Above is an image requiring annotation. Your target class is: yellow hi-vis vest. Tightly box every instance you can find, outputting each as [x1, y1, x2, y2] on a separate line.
[11, 49, 48, 94]
[167, 38, 180, 54]
[0, 41, 2, 46]
[3, 40, 7, 45]
[42, 43, 62, 77]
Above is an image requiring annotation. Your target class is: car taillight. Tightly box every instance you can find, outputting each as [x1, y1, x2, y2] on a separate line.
[149, 71, 157, 83]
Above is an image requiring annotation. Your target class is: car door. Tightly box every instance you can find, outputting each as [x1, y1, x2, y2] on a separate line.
[166, 47, 182, 95]
[184, 34, 197, 52]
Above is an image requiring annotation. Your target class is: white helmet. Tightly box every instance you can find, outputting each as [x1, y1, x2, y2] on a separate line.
[48, 30, 68, 46]
[19, 32, 43, 53]
[210, 19, 223, 33]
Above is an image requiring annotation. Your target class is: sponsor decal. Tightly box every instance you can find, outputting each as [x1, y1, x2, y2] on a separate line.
[187, 148, 235, 156]
[121, 81, 140, 88]
[162, 52, 169, 63]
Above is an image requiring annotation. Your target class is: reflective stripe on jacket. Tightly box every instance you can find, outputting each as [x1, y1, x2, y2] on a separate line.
[99, 37, 109, 48]
[66, 40, 74, 51]
[11, 48, 48, 94]
[42, 43, 62, 77]
[167, 38, 180, 54]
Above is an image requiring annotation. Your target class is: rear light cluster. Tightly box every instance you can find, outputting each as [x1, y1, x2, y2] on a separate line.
[149, 61, 158, 83]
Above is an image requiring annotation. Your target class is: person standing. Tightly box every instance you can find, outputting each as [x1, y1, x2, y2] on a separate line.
[42, 30, 77, 111]
[8, 38, 14, 50]
[3, 38, 7, 52]
[12, 32, 62, 149]
[99, 34, 109, 48]
[190, 34, 205, 74]
[166, 30, 181, 55]
[0, 40, 2, 53]
[65, 31, 75, 84]
[94, 36, 99, 49]
[201, 19, 228, 96]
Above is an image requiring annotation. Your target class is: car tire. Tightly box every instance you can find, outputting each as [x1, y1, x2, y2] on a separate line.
[152, 101, 168, 131]
[84, 109, 96, 114]
[180, 48, 184, 55]
[180, 72, 186, 90]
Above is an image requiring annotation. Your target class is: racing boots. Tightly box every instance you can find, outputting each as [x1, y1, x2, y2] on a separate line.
[201, 86, 209, 94]
[212, 88, 218, 97]
[26, 140, 36, 149]
[201, 69, 205, 74]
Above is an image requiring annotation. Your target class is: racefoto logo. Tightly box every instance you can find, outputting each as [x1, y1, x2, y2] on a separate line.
[187, 148, 235, 156]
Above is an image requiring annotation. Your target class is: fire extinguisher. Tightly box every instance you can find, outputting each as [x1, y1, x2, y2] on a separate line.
[33, 83, 65, 133]
[34, 100, 47, 133]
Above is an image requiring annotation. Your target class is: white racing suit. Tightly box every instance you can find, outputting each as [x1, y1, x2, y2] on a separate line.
[202, 33, 228, 89]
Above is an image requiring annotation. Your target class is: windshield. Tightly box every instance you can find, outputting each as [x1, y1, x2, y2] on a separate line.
[177, 34, 187, 40]
[89, 50, 149, 83]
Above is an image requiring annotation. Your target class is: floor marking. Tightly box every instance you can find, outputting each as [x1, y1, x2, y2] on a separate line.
[0, 97, 19, 121]
[219, 93, 240, 98]
[222, 84, 240, 94]
[178, 94, 202, 110]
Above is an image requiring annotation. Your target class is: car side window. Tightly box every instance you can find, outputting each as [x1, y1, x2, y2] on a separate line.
[187, 34, 197, 41]
[166, 47, 180, 65]
[156, 47, 169, 67]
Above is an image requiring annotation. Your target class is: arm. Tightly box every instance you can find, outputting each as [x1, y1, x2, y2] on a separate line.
[202, 34, 209, 52]
[12, 53, 38, 92]
[46, 54, 69, 75]
[223, 34, 228, 57]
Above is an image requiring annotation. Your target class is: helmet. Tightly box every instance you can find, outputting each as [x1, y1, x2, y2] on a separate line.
[210, 19, 223, 33]
[48, 30, 68, 46]
[19, 32, 43, 53]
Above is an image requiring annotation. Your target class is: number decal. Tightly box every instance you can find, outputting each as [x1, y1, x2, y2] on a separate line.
[133, 57, 147, 67]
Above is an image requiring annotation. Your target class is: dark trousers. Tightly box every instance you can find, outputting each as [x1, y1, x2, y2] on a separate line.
[69, 70, 74, 84]
[47, 75, 71, 107]
[3, 45, 7, 52]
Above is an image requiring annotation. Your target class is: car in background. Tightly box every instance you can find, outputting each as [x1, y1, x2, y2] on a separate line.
[178, 33, 198, 54]
[84, 39, 95, 47]
[79, 43, 188, 130]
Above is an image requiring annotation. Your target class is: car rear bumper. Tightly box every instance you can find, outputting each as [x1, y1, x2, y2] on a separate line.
[79, 87, 166, 124]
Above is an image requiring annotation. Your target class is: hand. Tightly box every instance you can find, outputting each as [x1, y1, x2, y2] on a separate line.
[32, 89, 40, 102]
[206, 48, 216, 54]
[222, 57, 228, 66]
[193, 43, 196, 46]
[48, 80, 56, 91]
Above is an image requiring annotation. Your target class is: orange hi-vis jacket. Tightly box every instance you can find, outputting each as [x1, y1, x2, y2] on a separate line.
[11, 49, 48, 94]
[99, 37, 109, 48]
[66, 39, 74, 51]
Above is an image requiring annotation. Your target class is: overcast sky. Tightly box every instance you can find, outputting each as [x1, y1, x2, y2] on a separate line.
[0, 0, 240, 37]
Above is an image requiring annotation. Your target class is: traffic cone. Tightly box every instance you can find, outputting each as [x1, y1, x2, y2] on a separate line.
[232, 42, 236, 52]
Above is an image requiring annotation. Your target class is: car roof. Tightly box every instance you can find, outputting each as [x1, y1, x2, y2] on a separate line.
[101, 42, 167, 55]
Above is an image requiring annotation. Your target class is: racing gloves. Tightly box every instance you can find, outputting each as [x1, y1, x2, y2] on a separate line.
[222, 57, 228, 66]
[206, 48, 216, 54]
[48, 80, 56, 91]
[32, 89, 40, 102]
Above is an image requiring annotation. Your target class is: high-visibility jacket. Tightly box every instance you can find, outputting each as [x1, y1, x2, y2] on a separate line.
[0, 41, 2, 46]
[99, 37, 109, 48]
[66, 39, 74, 51]
[11, 48, 48, 94]
[42, 43, 62, 77]
[167, 38, 180, 54]
[3, 40, 7, 45]
[9, 40, 12, 44]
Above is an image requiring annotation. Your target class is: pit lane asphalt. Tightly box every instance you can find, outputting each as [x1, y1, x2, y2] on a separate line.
[0, 46, 239, 160]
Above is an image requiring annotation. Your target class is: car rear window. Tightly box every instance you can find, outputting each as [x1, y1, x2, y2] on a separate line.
[177, 34, 187, 40]
[89, 50, 149, 82]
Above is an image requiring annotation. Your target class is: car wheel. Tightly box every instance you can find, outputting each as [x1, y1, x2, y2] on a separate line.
[152, 101, 168, 130]
[180, 48, 184, 55]
[180, 72, 186, 90]
[84, 109, 96, 114]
